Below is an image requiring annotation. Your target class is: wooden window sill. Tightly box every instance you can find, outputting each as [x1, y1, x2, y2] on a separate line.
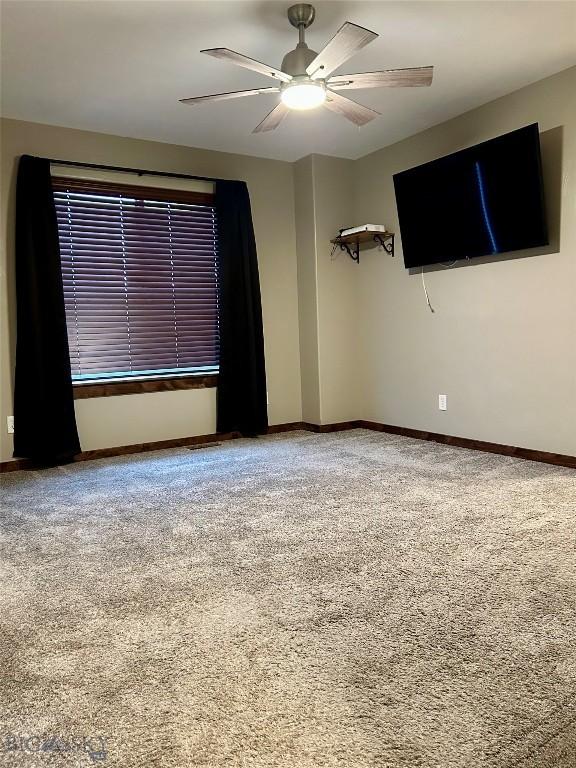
[73, 374, 218, 399]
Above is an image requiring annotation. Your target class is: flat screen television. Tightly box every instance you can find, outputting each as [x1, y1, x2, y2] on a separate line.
[393, 124, 548, 269]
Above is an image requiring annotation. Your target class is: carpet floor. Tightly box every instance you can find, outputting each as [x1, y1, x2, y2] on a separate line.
[1, 429, 575, 768]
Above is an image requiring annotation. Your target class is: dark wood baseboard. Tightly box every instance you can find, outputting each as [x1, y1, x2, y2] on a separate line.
[267, 422, 308, 434]
[2, 419, 574, 472]
[0, 422, 306, 473]
[302, 421, 358, 433]
[268, 421, 357, 434]
[1, 432, 236, 473]
[355, 420, 576, 469]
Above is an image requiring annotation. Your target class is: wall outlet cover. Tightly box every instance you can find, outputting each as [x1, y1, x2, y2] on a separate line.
[7, 416, 14, 434]
[438, 394, 447, 411]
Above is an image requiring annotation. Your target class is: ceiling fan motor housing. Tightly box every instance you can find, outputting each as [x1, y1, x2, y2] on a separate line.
[281, 44, 318, 78]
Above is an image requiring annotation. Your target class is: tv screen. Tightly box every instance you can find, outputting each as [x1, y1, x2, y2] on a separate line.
[393, 124, 548, 268]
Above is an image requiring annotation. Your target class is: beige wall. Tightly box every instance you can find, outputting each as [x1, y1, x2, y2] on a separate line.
[294, 153, 359, 425]
[0, 119, 302, 462]
[294, 156, 321, 424]
[353, 66, 576, 455]
[2, 66, 575, 464]
[308, 154, 360, 424]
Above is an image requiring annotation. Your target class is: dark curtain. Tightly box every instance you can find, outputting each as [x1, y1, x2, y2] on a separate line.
[13, 155, 80, 463]
[215, 180, 268, 436]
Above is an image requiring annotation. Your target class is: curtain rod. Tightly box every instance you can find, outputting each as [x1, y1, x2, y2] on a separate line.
[45, 157, 219, 184]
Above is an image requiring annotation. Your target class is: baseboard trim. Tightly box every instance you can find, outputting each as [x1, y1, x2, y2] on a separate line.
[266, 422, 308, 434]
[0, 422, 307, 473]
[355, 420, 576, 470]
[302, 421, 358, 433]
[2, 419, 574, 472]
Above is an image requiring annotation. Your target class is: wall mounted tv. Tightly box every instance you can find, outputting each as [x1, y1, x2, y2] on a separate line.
[393, 124, 548, 269]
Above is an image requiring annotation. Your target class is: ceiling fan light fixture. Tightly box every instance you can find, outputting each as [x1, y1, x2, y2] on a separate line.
[184, 5, 433, 133]
[281, 81, 326, 110]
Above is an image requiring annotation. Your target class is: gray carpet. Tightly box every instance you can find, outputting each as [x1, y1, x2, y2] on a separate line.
[1, 429, 575, 768]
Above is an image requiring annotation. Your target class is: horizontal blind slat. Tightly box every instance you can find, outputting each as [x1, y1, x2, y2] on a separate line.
[56, 181, 219, 380]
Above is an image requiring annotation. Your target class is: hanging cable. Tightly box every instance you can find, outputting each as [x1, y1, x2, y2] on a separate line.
[421, 267, 435, 313]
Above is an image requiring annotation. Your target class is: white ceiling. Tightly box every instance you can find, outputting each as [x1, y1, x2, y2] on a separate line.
[1, 1, 575, 162]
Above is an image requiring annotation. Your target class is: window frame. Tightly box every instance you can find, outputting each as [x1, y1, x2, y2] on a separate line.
[73, 372, 218, 399]
[52, 176, 219, 398]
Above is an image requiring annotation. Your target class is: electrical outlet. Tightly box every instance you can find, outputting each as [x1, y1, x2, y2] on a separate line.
[438, 394, 447, 411]
[7, 416, 14, 434]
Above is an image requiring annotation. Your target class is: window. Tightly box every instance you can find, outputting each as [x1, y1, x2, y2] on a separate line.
[52, 178, 219, 385]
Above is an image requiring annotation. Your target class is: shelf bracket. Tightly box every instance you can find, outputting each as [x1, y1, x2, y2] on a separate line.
[337, 240, 360, 263]
[374, 233, 394, 256]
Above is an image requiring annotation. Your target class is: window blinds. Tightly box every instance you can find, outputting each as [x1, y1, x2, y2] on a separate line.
[52, 177, 219, 382]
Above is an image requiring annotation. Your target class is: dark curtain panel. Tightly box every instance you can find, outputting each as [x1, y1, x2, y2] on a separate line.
[215, 180, 268, 436]
[13, 155, 80, 463]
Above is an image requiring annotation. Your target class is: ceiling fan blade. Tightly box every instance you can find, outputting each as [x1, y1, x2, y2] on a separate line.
[324, 90, 380, 126]
[329, 66, 434, 90]
[201, 48, 292, 83]
[252, 102, 290, 133]
[306, 22, 378, 80]
[180, 87, 280, 105]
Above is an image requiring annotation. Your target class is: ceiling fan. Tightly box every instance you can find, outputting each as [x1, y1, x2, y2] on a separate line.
[180, 3, 433, 133]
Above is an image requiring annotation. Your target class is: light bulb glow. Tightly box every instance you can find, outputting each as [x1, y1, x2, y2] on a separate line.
[281, 82, 326, 110]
